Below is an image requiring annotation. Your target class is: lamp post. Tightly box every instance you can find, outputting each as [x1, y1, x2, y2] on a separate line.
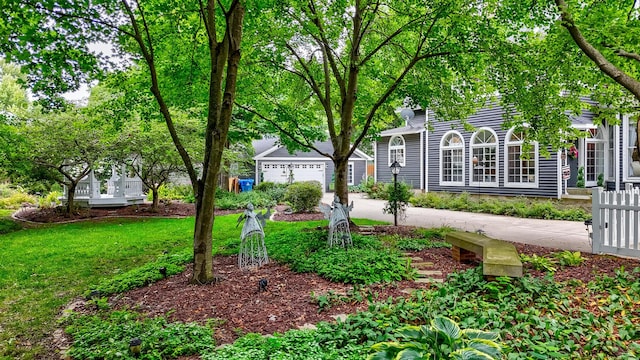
[390, 160, 402, 226]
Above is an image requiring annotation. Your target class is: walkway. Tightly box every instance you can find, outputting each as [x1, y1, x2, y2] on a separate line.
[323, 193, 591, 253]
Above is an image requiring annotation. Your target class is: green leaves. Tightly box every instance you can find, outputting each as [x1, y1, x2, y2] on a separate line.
[369, 316, 502, 360]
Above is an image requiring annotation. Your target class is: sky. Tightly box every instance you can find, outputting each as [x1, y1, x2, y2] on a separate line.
[62, 42, 118, 102]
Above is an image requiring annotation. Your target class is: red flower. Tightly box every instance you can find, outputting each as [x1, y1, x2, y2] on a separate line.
[568, 146, 578, 159]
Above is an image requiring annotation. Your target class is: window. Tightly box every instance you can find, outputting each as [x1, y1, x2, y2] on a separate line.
[389, 136, 406, 166]
[585, 127, 605, 186]
[348, 162, 355, 185]
[440, 131, 465, 186]
[470, 128, 498, 186]
[505, 128, 538, 187]
[627, 118, 640, 179]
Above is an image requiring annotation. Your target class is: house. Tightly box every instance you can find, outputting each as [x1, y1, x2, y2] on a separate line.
[252, 137, 373, 192]
[375, 102, 640, 199]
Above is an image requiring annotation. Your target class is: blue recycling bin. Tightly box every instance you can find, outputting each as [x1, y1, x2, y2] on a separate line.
[239, 179, 254, 192]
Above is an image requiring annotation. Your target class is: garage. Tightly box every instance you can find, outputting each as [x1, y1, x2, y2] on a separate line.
[261, 162, 325, 191]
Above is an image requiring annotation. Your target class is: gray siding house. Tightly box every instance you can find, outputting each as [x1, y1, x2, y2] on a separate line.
[375, 102, 640, 199]
[253, 138, 372, 192]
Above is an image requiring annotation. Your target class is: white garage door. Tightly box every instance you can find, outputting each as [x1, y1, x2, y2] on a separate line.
[261, 162, 325, 191]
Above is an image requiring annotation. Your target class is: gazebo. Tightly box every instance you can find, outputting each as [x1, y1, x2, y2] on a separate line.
[62, 165, 146, 208]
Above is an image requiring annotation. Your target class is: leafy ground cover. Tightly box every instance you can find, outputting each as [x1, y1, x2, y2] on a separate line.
[409, 192, 591, 221]
[3, 206, 640, 359]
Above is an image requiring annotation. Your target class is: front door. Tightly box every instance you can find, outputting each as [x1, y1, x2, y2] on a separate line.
[584, 127, 606, 187]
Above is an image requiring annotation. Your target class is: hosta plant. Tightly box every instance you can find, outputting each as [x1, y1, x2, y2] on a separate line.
[368, 316, 502, 360]
[554, 250, 585, 267]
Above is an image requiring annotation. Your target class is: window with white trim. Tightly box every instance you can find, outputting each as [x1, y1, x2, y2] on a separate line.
[470, 128, 498, 186]
[505, 128, 538, 187]
[440, 131, 464, 185]
[348, 162, 355, 185]
[626, 118, 640, 179]
[388, 136, 406, 166]
[585, 127, 605, 186]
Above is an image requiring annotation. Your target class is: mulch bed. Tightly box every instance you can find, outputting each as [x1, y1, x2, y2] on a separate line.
[17, 204, 640, 357]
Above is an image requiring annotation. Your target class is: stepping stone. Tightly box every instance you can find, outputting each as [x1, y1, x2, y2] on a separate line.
[408, 256, 423, 261]
[401, 288, 419, 294]
[414, 278, 444, 284]
[298, 323, 318, 330]
[331, 314, 348, 322]
[412, 262, 434, 268]
[416, 270, 442, 277]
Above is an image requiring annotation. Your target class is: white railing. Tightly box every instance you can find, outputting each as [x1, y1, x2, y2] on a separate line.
[124, 179, 143, 196]
[592, 186, 640, 258]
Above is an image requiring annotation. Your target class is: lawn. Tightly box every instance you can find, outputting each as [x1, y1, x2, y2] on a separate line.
[1, 212, 639, 359]
[0, 216, 196, 358]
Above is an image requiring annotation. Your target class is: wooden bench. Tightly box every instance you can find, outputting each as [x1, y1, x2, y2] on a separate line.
[445, 231, 523, 278]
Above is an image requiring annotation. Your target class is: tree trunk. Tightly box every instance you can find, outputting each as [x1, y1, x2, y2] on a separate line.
[151, 187, 159, 212]
[66, 182, 77, 216]
[190, 1, 245, 285]
[191, 175, 217, 284]
[333, 157, 349, 206]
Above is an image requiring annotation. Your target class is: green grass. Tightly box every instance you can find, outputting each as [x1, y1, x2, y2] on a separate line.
[0, 216, 197, 358]
[0, 213, 382, 359]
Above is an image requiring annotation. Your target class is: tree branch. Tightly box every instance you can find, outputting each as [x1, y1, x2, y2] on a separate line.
[615, 49, 640, 62]
[120, 0, 199, 191]
[235, 103, 332, 159]
[555, 0, 640, 101]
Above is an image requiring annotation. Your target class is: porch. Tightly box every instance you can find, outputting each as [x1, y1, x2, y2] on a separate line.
[63, 165, 146, 208]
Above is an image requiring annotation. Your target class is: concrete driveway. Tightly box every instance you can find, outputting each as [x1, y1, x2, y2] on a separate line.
[323, 192, 592, 253]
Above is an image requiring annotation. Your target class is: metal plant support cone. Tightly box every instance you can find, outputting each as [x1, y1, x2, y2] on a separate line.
[320, 196, 353, 248]
[237, 203, 270, 269]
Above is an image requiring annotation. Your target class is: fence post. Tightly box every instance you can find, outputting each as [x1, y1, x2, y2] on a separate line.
[591, 187, 602, 254]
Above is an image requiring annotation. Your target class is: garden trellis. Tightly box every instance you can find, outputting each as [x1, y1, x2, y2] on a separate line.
[237, 204, 271, 269]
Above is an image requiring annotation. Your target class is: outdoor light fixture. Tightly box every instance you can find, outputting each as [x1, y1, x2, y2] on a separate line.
[129, 337, 142, 357]
[389, 160, 402, 226]
[159, 267, 167, 278]
[390, 160, 401, 175]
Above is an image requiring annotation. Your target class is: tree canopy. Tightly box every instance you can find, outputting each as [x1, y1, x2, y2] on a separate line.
[239, 0, 499, 203]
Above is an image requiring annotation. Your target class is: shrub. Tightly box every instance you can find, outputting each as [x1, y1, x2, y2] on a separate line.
[363, 179, 388, 199]
[153, 184, 194, 202]
[215, 190, 275, 210]
[0, 185, 37, 209]
[38, 191, 62, 208]
[254, 182, 288, 203]
[283, 181, 322, 212]
[409, 192, 590, 221]
[382, 182, 413, 222]
[576, 167, 585, 188]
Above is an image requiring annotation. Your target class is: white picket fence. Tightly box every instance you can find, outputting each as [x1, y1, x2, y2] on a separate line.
[591, 186, 640, 258]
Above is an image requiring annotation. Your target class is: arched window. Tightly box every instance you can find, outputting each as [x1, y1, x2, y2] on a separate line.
[388, 135, 406, 166]
[470, 128, 498, 186]
[505, 128, 538, 187]
[440, 131, 464, 185]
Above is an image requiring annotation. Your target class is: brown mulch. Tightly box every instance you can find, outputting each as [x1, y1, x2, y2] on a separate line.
[23, 205, 640, 356]
[13, 202, 240, 223]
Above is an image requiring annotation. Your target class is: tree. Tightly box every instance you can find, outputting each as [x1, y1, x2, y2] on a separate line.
[238, 0, 497, 205]
[552, 0, 640, 156]
[489, 0, 640, 154]
[16, 110, 109, 214]
[116, 119, 193, 211]
[2, 0, 247, 284]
